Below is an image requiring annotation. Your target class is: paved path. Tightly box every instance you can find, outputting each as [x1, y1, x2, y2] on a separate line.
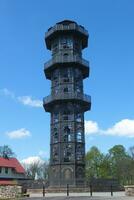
[21, 192, 134, 200]
[21, 197, 134, 200]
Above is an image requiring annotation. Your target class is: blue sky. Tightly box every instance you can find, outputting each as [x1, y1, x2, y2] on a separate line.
[0, 0, 134, 162]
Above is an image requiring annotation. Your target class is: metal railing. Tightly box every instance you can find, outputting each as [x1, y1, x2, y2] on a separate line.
[44, 55, 89, 70]
[45, 23, 88, 38]
[43, 92, 91, 105]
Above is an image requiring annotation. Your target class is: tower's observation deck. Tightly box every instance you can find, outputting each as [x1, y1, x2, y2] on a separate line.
[43, 20, 91, 187]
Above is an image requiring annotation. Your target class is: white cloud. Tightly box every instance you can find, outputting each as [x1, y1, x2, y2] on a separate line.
[6, 128, 31, 139]
[21, 156, 44, 166]
[85, 120, 99, 135]
[85, 119, 134, 138]
[103, 119, 134, 138]
[0, 88, 15, 99]
[0, 88, 42, 108]
[18, 96, 42, 107]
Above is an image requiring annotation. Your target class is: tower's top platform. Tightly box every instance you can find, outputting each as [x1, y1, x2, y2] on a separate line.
[45, 19, 88, 50]
[56, 20, 76, 25]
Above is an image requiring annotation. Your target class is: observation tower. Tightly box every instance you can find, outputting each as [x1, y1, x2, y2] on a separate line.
[43, 20, 91, 187]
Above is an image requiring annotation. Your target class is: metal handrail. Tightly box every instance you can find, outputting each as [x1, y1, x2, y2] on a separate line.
[44, 55, 89, 70]
[45, 23, 88, 38]
[43, 93, 91, 104]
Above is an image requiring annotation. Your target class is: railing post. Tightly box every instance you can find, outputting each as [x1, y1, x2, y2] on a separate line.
[90, 184, 92, 197]
[111, 185, 113, 196]
[43, 184, 45, 197]
[67, 184, 69, 196]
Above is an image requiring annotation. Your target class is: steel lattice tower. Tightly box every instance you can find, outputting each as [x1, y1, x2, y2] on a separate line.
[43, 20, 91, 187]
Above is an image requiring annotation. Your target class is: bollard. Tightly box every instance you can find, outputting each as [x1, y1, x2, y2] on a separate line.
[111, 185, 113, 196]
[67, 184, 69, 196]
[90, 185, 92, 197]
[43, 184, 45, 197]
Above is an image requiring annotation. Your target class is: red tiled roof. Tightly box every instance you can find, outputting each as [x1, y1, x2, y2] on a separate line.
[0, 157, 25, 173]
[0, 180, 17, 185]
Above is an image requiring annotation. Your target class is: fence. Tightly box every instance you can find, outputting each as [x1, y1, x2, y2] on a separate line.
[27, 184, 124, 198]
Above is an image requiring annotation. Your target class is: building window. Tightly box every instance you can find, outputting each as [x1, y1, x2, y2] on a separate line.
[5, 167, 8, 174]
[12, 168, 15, 173]
[0, 167, 2, 173]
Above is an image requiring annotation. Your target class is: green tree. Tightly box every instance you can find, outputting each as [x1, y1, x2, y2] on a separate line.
[86, 145, 134, 185]
[0, 145, 15, 158]
[86, 146, 105, 179]
[129, 146, 134, 159]
[108, 145, 132, 184]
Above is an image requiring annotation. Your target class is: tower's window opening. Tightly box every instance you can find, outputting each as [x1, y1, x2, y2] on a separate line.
[76, 113, 82, 122]
[76, 85, 81, 93]
[63, 144, 72, 162]
[52, 42, 58, 50]
[63, 78, 69, 83]
[63, 115, 68, 120]
[53, 132, 58, 143]
[63, 85, 72, 93]
[74, 41, 79, 49]
[68, 134, 71, 142]
[63, 111, 69, 120]
[52, 42, 58, 54]
[60, 37, 73, 49]
[53, 127, 57, 132]
[62, 68, 71, 78]
[53, 69, 59, 80]
[76, 152, 82, 161]
[77, 132, 82, 142]
[63, 111, 73, 121]
[63, 53, 68, 57]
[64, 126, 71, 133]
[53, 146, 58, 162]
[75, 81, 82, 93]
[64, 126, 72, 142]
[63, 87, 68, 93]
[74, 68, 81, 79]
[53, 113, 59, 123]
[55, 89, 58, 94]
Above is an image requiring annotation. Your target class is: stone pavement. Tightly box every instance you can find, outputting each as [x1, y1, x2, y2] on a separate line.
[21, 192, 134, 200]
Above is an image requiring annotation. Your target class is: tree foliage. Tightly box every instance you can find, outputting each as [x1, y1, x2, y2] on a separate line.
[0, 145, 15, 158]
[22, 160, 49, 180]
[86, 145, 134, 185]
